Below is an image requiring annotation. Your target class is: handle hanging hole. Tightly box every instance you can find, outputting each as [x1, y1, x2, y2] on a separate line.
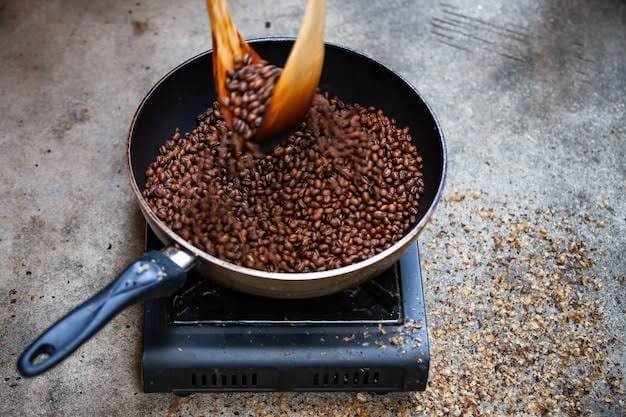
[30, 344, 56, 365]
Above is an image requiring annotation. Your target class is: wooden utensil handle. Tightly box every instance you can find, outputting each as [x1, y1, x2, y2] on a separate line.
[206, 0, 261, 126]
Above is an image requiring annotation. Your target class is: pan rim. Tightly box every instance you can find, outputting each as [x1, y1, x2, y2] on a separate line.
[127, 37, 447, 281]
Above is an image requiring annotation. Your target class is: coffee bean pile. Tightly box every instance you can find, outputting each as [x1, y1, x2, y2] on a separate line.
[222, 54, 282, 140]
[143, 92, 424, 272]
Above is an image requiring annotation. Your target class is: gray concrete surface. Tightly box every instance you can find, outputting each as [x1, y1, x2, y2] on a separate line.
[1, 0, 624, 416]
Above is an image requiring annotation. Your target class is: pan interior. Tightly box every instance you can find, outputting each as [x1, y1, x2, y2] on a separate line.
[129, 39, 445, 256]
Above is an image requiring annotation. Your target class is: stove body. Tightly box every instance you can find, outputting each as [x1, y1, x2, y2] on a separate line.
[142, 228, 429, 393]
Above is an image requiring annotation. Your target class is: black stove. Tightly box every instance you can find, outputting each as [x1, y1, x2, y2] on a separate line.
[142, 227, 429, 393]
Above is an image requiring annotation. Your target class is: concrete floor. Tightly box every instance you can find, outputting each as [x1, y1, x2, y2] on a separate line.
[1, 0, 624, 416]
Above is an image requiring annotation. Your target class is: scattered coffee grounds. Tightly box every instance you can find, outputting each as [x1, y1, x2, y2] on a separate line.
[222, 54, 281, 140]
[143, 93, 424, 272]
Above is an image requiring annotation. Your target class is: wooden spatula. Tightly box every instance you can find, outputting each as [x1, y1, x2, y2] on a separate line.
[205, 0, 261, 127]
[206, 0, 326, 141]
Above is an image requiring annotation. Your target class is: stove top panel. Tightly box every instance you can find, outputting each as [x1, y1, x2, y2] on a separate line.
[170, 265, 402, 324]
[142, 227, 430, 393]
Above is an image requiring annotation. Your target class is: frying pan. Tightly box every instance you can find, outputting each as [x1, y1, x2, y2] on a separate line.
[18, 38, 446, 377]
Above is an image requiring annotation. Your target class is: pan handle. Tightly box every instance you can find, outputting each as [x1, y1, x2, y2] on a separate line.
[17, 247, 195, 377]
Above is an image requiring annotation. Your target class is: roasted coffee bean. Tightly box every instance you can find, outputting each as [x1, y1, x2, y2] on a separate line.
[222, 54, 282, 141]
[143, 92, 424, 273]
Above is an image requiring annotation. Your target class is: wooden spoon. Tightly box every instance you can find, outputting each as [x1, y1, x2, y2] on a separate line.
[206, 0, 326, 141]
[256, 0, 325, 140]
[205, 0, 261, 127]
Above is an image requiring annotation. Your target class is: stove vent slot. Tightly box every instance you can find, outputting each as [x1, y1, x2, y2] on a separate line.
[312, 369, 379, 387]
[191, 372, 259, 387]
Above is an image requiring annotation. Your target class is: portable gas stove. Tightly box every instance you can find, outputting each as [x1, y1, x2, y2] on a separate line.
[142, 227, 429, 393]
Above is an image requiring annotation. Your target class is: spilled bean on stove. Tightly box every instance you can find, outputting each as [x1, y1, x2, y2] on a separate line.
[143, 91, 424, 272]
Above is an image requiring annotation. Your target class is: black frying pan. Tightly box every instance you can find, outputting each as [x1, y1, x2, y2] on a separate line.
[18, 38, 446, 377]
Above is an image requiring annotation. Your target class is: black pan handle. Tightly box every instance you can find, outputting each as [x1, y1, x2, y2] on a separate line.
[17, 247, 195, 377]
